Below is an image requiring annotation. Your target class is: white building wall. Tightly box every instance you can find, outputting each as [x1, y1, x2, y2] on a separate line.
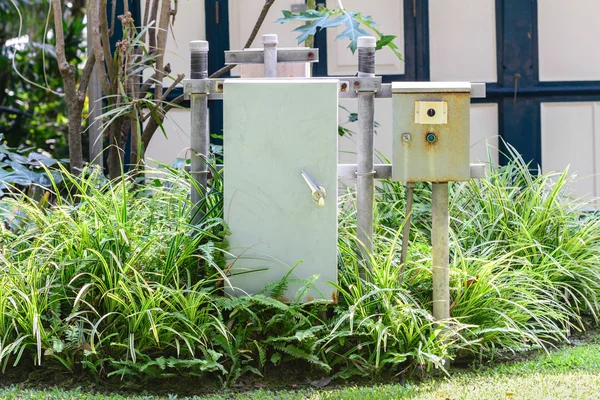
[541, 102, 599, 205]
[428, 0, 499, 167]
[145, 109, 192, 168]
[538, 0, 600, 82]
[537, 1, 600, 204]
[429, 0, 497, 83]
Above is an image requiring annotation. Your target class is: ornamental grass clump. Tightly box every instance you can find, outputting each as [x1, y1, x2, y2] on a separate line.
[0, 164, 229, 377]
[450, 156, 600, 323]
[371, 145, 600, 359]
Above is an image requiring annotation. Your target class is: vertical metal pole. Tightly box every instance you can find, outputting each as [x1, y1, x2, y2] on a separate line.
[356, 36, 376, 262]
[190, 40, 209, 224]
[432, 182, 450, 321]
[399, 182, 415, 282]
[262, 34, 278, 78]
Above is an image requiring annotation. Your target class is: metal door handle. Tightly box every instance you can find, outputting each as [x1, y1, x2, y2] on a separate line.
[301, 170, 327, 207]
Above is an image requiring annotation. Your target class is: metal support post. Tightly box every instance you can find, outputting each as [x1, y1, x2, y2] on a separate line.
[356, 36, 376, 259]
[399, 182, 415, 282]
[189, 40, 210, 224]
[262, 34, 278, 78]
[432, 182, 450, 321]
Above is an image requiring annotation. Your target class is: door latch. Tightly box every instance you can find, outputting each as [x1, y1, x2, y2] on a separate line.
[301, 170, 327, 207]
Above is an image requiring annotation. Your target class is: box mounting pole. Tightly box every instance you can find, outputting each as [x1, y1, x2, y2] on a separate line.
[356, 36, 377, 272]
[432, 182, 450, 321]
[262, 34, 278, 78]
[189, 40, 210, 224]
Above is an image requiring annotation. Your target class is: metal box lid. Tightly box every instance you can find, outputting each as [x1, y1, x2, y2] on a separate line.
[392, 82, 471, 94]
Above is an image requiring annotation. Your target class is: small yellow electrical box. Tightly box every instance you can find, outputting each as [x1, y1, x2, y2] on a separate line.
[392, 82, 472, 183]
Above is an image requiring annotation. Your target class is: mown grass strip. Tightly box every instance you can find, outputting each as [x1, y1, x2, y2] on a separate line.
[1, 340, 600, 399]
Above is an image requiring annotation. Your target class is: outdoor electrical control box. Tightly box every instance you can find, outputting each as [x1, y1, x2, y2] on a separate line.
[392, 82, 472, 182]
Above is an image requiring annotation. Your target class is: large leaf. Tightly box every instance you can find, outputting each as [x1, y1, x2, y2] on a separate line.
[335, 11, 370, 53]
[0, 160, 62, 190]
[356, 15, 403, 60]
[277, 8, 402, 58]
[0, 168, 33, 186]
[27, 152, 58, 167]
[277, 9, 345, 44]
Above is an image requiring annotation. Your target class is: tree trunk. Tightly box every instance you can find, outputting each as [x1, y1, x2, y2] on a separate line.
[67, 103, 84, 172]
[305, 0, 316, 49]
[52, 0, 84, 174]
[107, 122, 124, 178]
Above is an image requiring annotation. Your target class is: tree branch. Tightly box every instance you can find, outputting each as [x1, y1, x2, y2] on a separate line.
[51, 0, 83, 172]
[99, 0, 117, 88]
[209, 64, 235, 79]
[140, 94, 185, 150]
[90, 0, 110, 94]
[141, 72, 183, 122]
[154, 0, 171, 99]
[139, 0, 277, 149]
[244, 0, 276, 49]
[108, 0, 117, 36]
[206, 0, 276, 79]
[148, 0, 159, 51]
[77, 52, 96, 102]
[143, 0, 151, 28]
[305, 0, 317, 48]
[51, 0, 76, 99]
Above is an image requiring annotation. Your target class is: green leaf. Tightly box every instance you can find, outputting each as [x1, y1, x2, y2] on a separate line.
[270, 352, 282, 365]
[376, 35, 396, 51]
[274, 10, 296, 23]
[52, 340, 64, 354]
[277, 9, 346, 44]
[355, 15, 403, 61]
[277, 8, 402, 58]
[335, 12, 370, 53]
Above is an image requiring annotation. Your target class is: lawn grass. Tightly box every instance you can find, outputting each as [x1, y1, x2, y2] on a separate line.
[1, 334, 599, 399]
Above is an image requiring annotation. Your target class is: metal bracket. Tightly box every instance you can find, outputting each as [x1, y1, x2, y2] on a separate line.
[182, 78, 485, 101]
[339, 82, 391, 99]
[337, 77, 383, 97]
[224, 48, 319, 65]
[340, 82, 485, 99]
[185, 163, 486, 181]
[470, 83, 487, 99]
[338, 163, 487, 181]
[183, 79, 224, 100]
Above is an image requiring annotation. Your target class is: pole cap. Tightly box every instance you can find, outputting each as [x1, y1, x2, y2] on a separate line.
[262, 34, 279, 45]
[190, 40, 209, 52]
[357, 36, 377, 48]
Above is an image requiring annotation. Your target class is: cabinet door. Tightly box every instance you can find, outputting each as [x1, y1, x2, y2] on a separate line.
[223, 80, 339, 301]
